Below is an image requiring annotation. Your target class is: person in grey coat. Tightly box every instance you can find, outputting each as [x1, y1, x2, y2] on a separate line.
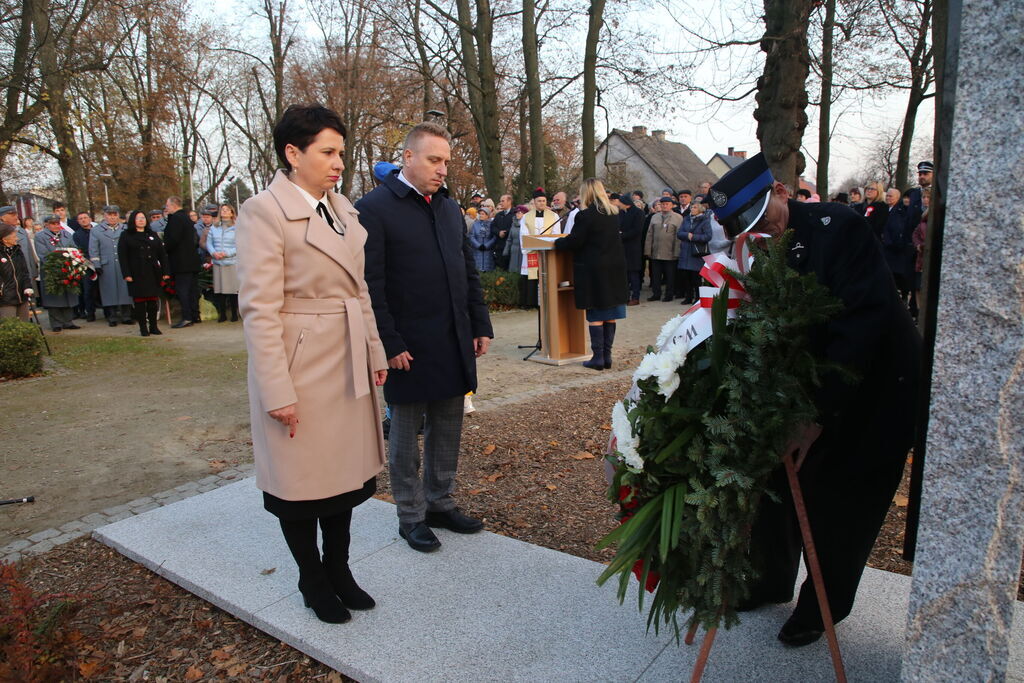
[35, 215, 81, 331]
[90, 205, 133, 325]
[468, 207, 497, 272]
[502, 205, 528, 275]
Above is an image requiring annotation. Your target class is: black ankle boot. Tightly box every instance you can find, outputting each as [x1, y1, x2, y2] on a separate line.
[230, 295, 239, 322]
[602, 322, 616, 369]
[582, 325, 605, 370]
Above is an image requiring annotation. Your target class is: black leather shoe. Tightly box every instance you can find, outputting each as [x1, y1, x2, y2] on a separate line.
[86, 314, 96, 322]
[399, 522, 441, 552]
[63, 323, 80, 330]
[108, 320, 117, 327]
[662, 296, 673, 302]
[777, 616, 824, 647]
[121, 318, 133, 325]
[646, 294, 659, 301]
[425, 508, 483, 534]
[171, 320, 192, 328]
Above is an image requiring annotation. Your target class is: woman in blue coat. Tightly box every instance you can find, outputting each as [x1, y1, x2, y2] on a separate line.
[676, 199, 712, 304]
[206, 204, 239, 322]
[468, 207, 496, 272]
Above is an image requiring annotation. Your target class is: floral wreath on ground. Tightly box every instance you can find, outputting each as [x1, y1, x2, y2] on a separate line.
[596, 232, 843, 637]
[41, 248, 94, 297]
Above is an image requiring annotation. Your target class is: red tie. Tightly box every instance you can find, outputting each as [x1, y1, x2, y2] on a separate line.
[424, 194, 432, 204]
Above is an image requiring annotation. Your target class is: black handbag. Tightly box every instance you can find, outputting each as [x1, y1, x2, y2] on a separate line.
[690, 240, 710, 257]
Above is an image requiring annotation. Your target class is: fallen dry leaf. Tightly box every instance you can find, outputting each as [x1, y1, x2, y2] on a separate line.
[228, 663, 248, 676]
[893, 494, 909, 507]
[570, 451, 595, 460]
[184, 665, 204, 681]
[486, 473, 504, 482]
[211, 646, 235, 661]
[482, 444, 497, 455]
[174, 416, 192, 421]
[469, 488, 486, 495]
[546, 484, 558, 491]
[549, 440, 560, 446]
[600, 423, 611, 430]
[260, 567, 277, 575]
[79, 659, 102, 678]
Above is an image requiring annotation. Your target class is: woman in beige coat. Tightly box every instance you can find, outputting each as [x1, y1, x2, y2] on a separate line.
[237, 104, 388, 625]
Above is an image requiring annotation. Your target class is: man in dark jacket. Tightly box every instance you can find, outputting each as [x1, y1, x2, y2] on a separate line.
[162, 196, 202, 327]
[357, 122, 494, 554]
[73, 210, 98, 321]
[490, 193, 515, 270]
[612, 193, 644, 305]
[709, 153, 920, 648]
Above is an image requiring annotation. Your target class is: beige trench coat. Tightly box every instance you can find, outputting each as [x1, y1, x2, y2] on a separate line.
[237, 170, 388, 501]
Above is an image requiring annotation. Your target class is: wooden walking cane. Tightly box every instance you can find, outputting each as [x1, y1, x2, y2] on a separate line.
[683, 454, 848, 683]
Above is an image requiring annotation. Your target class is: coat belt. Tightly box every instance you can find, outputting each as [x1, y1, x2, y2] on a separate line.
[279, 297, 370, 399]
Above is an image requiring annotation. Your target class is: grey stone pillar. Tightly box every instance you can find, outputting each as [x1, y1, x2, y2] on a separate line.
[901, 0, 1024, 680]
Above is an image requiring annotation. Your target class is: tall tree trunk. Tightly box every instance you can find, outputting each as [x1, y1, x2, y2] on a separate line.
[893, 0, 933, 190]
[30, 0, 87, 209]
[522, 0, 544, 190]
[581, 0, 605, 179]
[816, 0, 835, 199]
[754, 0, 813, 190]
[517, 89, 529, 197]
[452, 0, 504, 198]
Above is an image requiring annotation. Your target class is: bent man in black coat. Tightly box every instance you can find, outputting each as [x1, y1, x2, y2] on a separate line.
[710, 154, 920, 647]
[356, 122, 494, 554]
[613, 195, 644, 304]
[162, 196, 202, 327]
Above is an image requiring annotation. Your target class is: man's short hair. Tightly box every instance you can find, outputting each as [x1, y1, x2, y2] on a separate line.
[53, 202, 65, 210]
[632, 190, 644, 199]
[166, 196, 183, 208]
[273, 104, 347, 171]
[403, 121, 451, 151]
[796, 188, 812, 199]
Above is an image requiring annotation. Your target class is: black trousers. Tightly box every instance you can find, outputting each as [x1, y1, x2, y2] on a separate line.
[650, 259, 676, 299]
[626, 270, 641, 300]
[174, 272, 198, 322]
[746, 369, 917, 629]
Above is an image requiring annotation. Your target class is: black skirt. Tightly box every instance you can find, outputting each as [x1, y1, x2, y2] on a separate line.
[263, 477, 377, 521]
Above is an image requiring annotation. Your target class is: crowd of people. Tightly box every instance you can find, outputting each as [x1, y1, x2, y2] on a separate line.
[0, 198, 240, 335]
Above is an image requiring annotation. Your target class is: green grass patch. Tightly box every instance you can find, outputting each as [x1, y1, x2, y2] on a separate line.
[50, 335, 181, 371]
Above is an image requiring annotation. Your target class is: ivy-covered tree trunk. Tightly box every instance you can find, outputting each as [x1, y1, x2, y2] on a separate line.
[754, 0, 813, 191]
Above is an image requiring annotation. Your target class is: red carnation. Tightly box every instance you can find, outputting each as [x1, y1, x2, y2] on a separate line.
[62, 279, 70, 285]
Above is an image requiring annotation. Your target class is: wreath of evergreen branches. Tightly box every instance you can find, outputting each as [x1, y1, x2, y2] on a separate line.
[597, 232, 843, 637]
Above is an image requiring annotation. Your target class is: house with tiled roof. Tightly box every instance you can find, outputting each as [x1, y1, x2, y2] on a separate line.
[593, 126, 718, 201]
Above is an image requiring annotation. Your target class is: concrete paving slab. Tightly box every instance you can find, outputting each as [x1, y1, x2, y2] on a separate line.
[94, 477, 1024, 682]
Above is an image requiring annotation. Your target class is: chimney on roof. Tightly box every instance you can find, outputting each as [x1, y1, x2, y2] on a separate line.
[651, 130, 666, 141]
[631, 125, 648, 136]
[735, 150, 747, 159]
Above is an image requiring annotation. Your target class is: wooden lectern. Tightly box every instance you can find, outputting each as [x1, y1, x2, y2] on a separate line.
[521, 235, 590, 365]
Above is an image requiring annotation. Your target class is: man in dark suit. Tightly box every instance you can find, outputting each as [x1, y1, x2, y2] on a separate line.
[709, 152, 920, 648]
[162, 196, 201, 327]
[490, 193, 515, 270]
[357, 122, 494, 553]
[611, 193, 644, 305]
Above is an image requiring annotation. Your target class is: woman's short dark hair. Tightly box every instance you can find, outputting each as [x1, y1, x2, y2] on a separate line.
[273, 104, 347, 171]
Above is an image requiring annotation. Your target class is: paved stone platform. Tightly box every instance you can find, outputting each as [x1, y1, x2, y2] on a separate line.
[94, 478, 1024, 682]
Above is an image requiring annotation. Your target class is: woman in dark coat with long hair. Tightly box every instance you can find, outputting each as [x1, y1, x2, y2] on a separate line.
[554, 178, 628, 371]
[118, 210, 169, 336]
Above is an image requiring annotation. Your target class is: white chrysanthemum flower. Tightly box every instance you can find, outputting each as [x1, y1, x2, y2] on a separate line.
[656, 315, 684, 349]
[611, 401, 643, 471]
[633, 352, 659, 383]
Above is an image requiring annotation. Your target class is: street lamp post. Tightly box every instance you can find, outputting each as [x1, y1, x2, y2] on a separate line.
[98, 173, 112, 207]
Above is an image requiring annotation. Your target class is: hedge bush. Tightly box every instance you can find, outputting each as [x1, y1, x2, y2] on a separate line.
[0, 318, 44, 378]
[479, 269, 521, 310]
